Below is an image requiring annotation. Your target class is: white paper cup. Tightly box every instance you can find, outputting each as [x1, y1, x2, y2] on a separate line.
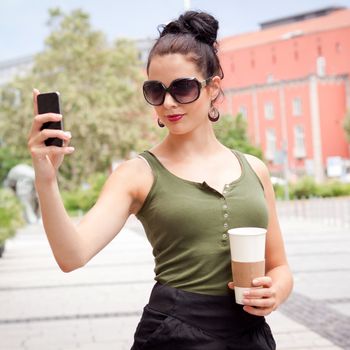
[228, 227, 267, 304]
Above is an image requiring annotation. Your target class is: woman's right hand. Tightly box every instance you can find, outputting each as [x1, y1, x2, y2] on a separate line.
[28, 89, 75, 183]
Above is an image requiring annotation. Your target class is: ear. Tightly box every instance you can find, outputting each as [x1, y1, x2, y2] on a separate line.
[209, 75, 221, 101]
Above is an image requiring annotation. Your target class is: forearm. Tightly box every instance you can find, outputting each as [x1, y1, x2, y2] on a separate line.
[267, 264, 293, 309]
[35, 179, 85, 272]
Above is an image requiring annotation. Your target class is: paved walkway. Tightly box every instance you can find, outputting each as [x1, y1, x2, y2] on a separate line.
[0, 215, 349, 349]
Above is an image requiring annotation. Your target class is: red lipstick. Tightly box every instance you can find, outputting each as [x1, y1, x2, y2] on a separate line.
[167, 114, 184, 122]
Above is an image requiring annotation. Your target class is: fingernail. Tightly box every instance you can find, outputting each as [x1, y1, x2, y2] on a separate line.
[253, 279, 259, 285]
[67, 147, 75, 153]
[64, 131, 71, 138]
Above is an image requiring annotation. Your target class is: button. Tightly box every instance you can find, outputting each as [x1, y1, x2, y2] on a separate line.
[224, 213, 228, 218]
[222, 233, 228, 240]
[224, 223, 228, 229]
[223, 204, 228, 210]
[225, 184, 230, 188]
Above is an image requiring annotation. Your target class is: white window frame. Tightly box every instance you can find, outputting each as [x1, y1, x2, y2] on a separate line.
[264, 102, 274, 120]
[238, 105, 248, 119]
[292, 97, 302, 116]
[293, 125, 306, 159]
[265, 128, 276, 161]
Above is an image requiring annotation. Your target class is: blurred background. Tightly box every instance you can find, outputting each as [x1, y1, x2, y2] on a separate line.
[0, 1, 349, 349]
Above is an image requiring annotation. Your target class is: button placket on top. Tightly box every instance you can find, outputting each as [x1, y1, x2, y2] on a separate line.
[221, 183, 235, 244]
[201, 182, 231, 244]
[221, 188, 230, 243]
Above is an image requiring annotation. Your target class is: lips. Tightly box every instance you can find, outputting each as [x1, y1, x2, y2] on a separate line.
[166, 114, 184, 122]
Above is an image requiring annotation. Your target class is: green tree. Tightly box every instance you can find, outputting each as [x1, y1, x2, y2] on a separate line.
[344, 110, 350, 143]
[214, 114, 263, 159]
[0, 8, 156, 190]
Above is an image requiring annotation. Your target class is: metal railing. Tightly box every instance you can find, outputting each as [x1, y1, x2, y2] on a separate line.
[276, 196, 350, 229]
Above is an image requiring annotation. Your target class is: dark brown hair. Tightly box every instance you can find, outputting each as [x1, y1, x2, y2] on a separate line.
[147, 11, 224, 87]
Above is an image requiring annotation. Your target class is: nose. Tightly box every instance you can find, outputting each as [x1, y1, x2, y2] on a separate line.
[163, 92, 178, 108]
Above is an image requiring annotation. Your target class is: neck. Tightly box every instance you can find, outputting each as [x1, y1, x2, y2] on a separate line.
[163, 122, 223, 160]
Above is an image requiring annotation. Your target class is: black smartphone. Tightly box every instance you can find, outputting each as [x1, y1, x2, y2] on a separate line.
[37, 92, 63, 147]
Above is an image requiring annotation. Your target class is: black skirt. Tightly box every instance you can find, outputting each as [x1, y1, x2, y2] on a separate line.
[131, 282, 276, 350]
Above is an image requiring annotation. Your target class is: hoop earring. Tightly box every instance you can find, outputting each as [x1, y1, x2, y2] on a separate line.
[157, 119, 165, 128]
[208, 105, 220, 122]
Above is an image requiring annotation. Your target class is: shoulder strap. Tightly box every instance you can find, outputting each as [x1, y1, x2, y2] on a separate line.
[138, 151, 163, 173]
[233, 150, 265, 190]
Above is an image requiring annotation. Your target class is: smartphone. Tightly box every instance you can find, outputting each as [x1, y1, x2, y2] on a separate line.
[37, 92, 63, 147]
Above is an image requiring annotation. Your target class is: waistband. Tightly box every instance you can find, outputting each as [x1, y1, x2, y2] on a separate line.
[147, 282, 265, 339]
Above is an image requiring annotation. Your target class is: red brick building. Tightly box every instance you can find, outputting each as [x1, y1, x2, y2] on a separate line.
[218, 7, 350, 182]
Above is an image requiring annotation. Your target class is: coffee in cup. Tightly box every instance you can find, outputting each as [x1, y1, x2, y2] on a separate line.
[228, 227, 267, 304]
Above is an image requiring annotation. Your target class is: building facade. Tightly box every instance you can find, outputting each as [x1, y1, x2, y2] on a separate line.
[218, 7, 350, 182]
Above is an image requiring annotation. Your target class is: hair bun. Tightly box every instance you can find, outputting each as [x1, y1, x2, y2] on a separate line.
[160, 11, 219, 47]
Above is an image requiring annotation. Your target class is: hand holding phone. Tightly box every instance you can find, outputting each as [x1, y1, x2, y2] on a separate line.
[37, 92, 63, 147]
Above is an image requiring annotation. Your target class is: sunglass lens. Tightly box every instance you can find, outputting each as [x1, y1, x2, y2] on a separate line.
[171, 79, 199, 103]
[143, 82, 165, 105]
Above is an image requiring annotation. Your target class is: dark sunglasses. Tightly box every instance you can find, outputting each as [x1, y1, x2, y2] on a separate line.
[143, 77, 212, 106]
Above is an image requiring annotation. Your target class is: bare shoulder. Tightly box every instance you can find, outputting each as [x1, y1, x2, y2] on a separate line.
[108, 156, 153, 188]
[244, 154, 269, 179]
[97, 156, 153, 214]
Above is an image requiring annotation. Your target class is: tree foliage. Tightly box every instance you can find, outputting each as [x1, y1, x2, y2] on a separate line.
[344, 110, 350, 143]
[214, 114, 263, 159]
[0, 8, 157, 189]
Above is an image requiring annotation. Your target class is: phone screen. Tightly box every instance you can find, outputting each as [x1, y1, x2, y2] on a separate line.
[38, 92, 63, 147]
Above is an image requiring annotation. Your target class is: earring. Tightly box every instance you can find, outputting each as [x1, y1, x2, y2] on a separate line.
[157, 119, 165, 128]
[208, 105, 220, 122]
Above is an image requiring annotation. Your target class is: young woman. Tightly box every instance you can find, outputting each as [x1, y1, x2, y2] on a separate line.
[28, 11, 293, 350]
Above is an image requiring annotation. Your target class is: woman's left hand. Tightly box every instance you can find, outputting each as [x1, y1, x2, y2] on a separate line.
[228, 276, 278, 316]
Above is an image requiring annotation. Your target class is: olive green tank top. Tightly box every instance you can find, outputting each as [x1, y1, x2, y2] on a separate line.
[136, 150, 268, 296]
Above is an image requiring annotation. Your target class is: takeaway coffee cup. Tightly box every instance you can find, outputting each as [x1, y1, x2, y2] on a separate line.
[228, 227, 267, 305]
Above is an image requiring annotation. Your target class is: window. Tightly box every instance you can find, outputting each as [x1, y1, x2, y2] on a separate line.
[265, 128, 276, 161]
[316, 56, 326, 77]
[266, 74, 274, 84]
[264, 102, 274, 119]
[238, 106, 248, 119]
[293, 125, 306, 159]
[292, 97, 302, 116]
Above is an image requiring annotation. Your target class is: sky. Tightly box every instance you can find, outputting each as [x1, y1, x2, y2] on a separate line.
[1, 0, 350, 62]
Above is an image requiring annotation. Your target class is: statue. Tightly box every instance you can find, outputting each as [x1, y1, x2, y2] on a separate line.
[3, 164, 40, 224]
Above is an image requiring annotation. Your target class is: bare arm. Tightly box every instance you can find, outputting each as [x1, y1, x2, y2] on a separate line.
[29, 89, 151, 272]
[228, 154, 293, 316]
[35, 161, 143, 272]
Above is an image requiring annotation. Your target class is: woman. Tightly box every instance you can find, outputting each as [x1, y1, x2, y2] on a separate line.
[28, 10, 293, 350]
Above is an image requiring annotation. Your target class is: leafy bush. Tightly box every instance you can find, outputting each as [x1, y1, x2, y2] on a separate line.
[0, 188, 25, 247]
[315, 180, 350, 198]
[62, 172, 107, 214]
[273, 184, 287, 200]
[291, 176, 317, 199]
[274, 176, 350, 199]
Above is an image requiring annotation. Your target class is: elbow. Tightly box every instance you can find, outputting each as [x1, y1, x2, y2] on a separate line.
[56, 256, 86, 273]
[59, 264, 79, 273]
